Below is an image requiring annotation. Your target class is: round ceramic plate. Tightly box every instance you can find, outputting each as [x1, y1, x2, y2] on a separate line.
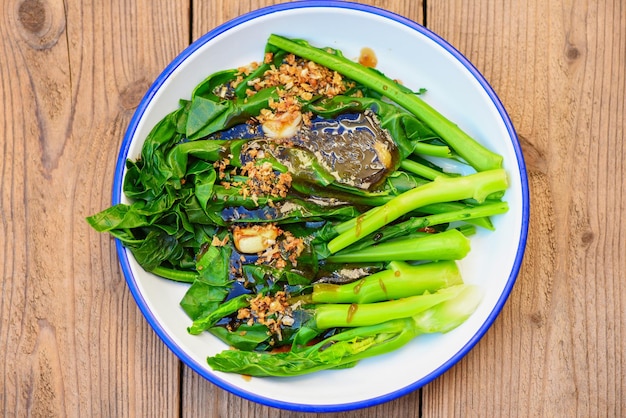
[113, 1, 529, 412]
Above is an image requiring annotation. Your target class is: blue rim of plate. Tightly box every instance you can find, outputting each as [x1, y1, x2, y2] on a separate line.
[112, 0, 529, 413]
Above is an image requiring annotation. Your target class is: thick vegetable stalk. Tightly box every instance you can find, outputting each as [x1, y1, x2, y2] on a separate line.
[194, 260, 465, 345]
[311, 260, 462, 304]
[334, 201, 510, 253]
[313, 284, 469, 329]
[326, 229, 471, 263]
[206, 285, 483, 377]
[327, 169, 508, 254]
[268, 34, 503, 172]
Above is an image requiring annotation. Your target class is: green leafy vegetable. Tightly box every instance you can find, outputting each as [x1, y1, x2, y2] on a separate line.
[206, 285, 482, 377]
[86, 34, 510, 378]
[267, 34, 503, 172]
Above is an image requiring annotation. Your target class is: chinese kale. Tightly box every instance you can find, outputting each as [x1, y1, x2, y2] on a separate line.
[87, 34, 509, 377]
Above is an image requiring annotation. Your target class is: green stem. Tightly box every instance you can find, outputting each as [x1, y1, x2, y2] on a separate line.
[150, 266, 199, 283]
[267, 34, 503, 172]
[412, 142, 452, 159]
[326, 229, 470, 264]
[418, 201, 497, 230]
[343, 201, 509, 253]
[312, 260, 462, 304]
[208, 317, 415, 376]
[206, 284, 483, 377]
[400, 159, 450, 180]
[313, 284, 468, 329]
[327, 169, 508, 254]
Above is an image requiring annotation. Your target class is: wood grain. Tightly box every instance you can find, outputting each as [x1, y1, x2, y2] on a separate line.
[1, 0, 188, 416]
[191, 0, 423, 41]
[426, 0, 626, 416]
[1, 0, 624, 417]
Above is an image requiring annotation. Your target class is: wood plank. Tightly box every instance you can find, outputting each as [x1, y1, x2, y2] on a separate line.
[192, 0, 424, 41]
[425, 1, 626, 416]
[184, 1, 424, 416]
[0, 0, 188, 416]
[2, 0, 623, 417]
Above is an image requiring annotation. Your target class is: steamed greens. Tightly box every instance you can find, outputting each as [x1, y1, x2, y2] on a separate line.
[87, 34, 509, 377]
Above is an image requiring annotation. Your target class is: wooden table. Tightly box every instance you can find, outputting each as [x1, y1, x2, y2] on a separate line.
[2, 0, 624, 416]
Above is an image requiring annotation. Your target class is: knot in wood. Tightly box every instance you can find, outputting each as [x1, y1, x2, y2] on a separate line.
[18, 0, 45, 33]
[119, 79, 151, 110]
[16, 0, 66, 50]
[580, 230, 594, 245]
[565, 44, 581, 61]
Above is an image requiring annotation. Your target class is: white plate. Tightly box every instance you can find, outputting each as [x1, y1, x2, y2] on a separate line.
[112, 1, 529, 412]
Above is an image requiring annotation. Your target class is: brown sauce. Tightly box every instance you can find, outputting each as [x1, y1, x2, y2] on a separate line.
[346, 303, 358, 323]
[359, 47, 378, 68]
[378, 277, 388, 295]
[353, 279, 366, 294]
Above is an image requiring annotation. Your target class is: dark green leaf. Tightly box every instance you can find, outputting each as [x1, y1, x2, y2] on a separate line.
[209, 323, 271, 351]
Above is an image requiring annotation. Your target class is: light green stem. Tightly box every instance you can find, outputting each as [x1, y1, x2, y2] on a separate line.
[327, 169, 508, 254]
[268, 34, 503, 172]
